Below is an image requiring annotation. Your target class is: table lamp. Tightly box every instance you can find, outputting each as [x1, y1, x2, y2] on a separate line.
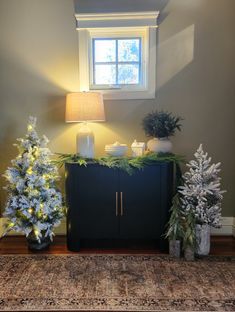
[65, 92, 105, 158]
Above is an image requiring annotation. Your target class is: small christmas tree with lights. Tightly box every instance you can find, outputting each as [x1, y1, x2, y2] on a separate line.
[2, 117, 64, 246]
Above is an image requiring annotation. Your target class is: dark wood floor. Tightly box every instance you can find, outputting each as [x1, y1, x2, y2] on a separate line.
[0, 235, 235, 255]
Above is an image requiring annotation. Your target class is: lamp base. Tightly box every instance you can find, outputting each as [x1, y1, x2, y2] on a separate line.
[76, 122, 94, 158]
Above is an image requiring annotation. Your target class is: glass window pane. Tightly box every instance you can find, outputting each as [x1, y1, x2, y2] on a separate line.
[94, 39, 116, 62]
[118, 39, 140, 62]
[94, 64, 116, 85]
[118, 64, 139, 84]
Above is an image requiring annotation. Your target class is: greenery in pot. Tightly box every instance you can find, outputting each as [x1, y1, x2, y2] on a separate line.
[165, 193, 184, 257]
[182, 210, 196, 261]
[165, 193, 184, 241]
[182, 210, 196, 250]
[142, 110, 183, 138]
[165, 191, 196, 260]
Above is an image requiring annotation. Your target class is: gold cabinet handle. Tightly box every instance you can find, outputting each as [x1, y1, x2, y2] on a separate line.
[116, 192, 118, 216]
[120, 191, 123, 216]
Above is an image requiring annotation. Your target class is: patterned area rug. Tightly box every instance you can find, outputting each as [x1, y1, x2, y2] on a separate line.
[0, 254, 234, 311]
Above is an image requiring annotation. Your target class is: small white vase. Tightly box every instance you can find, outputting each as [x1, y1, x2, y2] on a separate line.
[147, 137, 172, 153]
[195, 224, 210, 256]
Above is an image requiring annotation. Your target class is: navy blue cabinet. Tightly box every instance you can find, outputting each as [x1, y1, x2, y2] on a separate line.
[65, 162, 173, 251]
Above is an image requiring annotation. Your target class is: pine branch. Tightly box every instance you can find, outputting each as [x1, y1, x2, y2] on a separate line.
[55, 152, 185, 175]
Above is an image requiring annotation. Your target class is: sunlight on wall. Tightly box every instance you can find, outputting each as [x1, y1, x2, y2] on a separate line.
[24, 55, 79, 92]
[0, 42, 78, 92]
[37, 58, 79, 92]
[157, 24, 195, 89]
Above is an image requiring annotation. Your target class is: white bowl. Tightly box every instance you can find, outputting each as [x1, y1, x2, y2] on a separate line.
[105, 144, 127, 149]
[105, 149, 127, 157]
[105, 142, 128, 157]
[105, 145, 128, 157]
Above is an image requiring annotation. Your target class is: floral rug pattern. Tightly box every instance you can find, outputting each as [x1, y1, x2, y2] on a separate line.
[0, 254, 234, 311]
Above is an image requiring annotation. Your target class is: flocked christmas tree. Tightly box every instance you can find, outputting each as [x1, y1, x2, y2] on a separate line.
[179, 144, 225, 228]
[2, 117, 64, 242]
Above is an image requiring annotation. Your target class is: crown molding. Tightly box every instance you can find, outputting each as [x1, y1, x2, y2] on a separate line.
[75, 11, 159, 29]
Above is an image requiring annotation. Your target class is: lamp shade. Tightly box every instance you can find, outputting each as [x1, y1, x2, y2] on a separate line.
[65, 92, 105, 123]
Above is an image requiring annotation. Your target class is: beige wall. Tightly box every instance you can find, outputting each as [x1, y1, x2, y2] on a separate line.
[0, 0, 234, 216]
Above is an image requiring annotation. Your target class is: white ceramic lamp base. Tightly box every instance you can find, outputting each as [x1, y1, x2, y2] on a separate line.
[76, 122, 94, 158]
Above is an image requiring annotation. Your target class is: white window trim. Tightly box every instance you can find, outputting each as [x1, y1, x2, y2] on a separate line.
[76, 11, 159, 100]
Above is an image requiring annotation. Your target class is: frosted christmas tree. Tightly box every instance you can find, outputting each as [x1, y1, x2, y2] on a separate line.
[2, 117, 64, 245]
[179, 144, 225, 228]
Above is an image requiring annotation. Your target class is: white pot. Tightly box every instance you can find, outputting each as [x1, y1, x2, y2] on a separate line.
[195, 224, 210, 256]
[147, 137, 172, 153]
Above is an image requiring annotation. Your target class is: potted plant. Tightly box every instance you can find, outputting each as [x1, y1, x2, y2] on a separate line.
[165, 193, 184, 258]
[142, 110, 182, 153]
[179, 145, 225, 256]
[182, 210, 196, 261]
[2, 117, 65, 250]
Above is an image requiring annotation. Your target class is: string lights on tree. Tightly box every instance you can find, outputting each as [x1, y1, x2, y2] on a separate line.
[2, 116, 64, 244]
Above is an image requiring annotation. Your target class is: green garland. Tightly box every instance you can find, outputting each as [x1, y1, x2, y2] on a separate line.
[55, 152, 185, 175]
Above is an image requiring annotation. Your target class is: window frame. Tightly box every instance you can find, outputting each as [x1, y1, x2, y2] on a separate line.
[76, 12, 159, 100]
[89, 28, 148, 92]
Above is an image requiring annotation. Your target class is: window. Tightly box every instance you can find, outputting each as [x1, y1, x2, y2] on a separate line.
[88, 29, 148, 92]
[91, 38, 141, 87]
[76, 12, 159, 100]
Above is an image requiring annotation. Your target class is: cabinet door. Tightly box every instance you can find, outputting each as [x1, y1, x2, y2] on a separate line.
[66, 164, 119, 244]
[119, 164, 173, 239]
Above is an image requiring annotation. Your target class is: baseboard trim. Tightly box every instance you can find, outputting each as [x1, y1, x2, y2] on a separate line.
[233, 218, 235, 237]
[0, 217, 234, 237]
[210, 217, 234, 236]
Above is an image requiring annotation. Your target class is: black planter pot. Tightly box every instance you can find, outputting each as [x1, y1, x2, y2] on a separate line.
[27, 233, 51, 251]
